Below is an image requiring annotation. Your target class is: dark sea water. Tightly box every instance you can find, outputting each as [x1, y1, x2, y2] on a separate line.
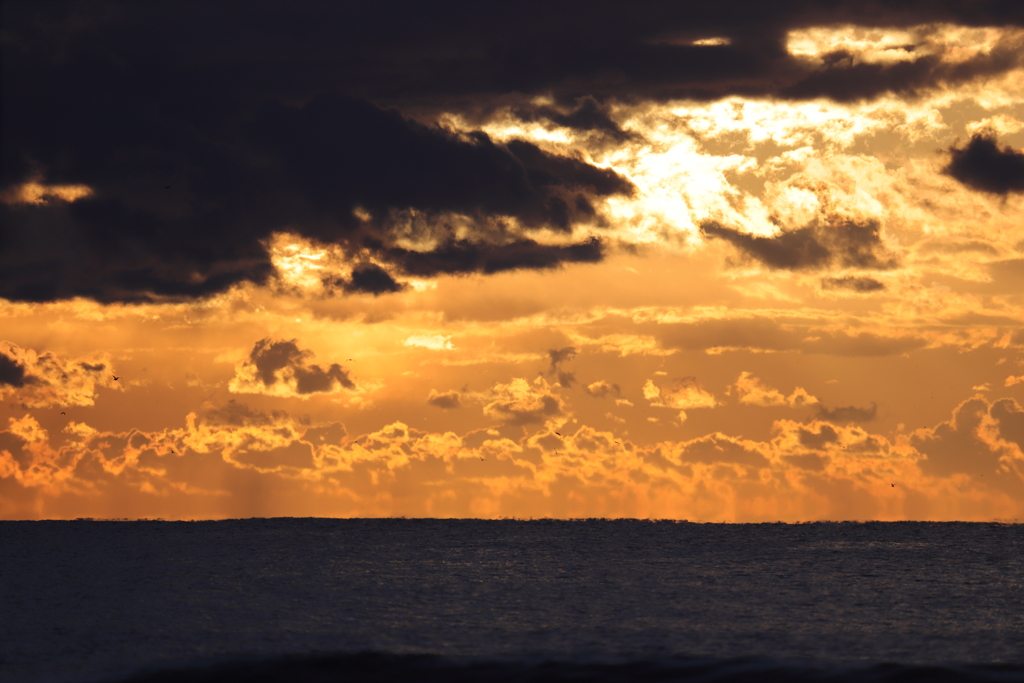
[2, 519, 1023, 683]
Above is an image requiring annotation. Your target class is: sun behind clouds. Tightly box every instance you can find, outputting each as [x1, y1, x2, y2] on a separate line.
[2, 5, 1024, 519]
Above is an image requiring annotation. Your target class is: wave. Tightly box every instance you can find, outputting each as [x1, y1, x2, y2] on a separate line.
[112, 652, 1024, 683]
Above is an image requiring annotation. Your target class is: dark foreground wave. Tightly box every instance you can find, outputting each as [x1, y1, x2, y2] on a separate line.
[116, 653, 1024, 683]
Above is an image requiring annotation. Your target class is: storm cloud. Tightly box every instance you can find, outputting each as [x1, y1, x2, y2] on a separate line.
[5, 1, 1023, 303]
[944, 134, 1024, 195]
[1, 89, 630, 302]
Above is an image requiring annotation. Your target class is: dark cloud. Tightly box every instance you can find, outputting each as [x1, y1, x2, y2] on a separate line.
[679, 434, 767, 467]
[0, 431, 29, 468]
[511, 97, 635, 141]
[427, 390, 462, 410]
[245, 339, 354, 394]
[944, 134, 1024, 195]
[799, 424, 840, 448]
[78, 362, 107, 372]
[203, 401, 290, 428]
[546, 346, 577, 388]
[2, 83, 628, 302]
[7, 2, 1017, 117]
[781, 42, 1024, 102]
[5, 1, 1021, 303]
[379, 236, 604, 277]
[821, 276, 885, 292]
[253, 96, 632, 237]
[816, 403, 878, 423]
[340, 263, 405, 296]
[702, 220, 898, 271]
[0, 353, 29, 388]
[548, 347, 577, 366]
[990, 398, 1024, 452]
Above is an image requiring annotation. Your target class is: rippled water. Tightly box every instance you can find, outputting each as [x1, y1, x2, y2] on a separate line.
[2, 520, 1023, 682]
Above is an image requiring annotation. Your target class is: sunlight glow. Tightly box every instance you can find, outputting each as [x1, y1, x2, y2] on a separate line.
[1, 181, 93, 205]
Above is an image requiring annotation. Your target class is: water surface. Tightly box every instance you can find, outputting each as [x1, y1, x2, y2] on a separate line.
[2, 519, 1022, 682]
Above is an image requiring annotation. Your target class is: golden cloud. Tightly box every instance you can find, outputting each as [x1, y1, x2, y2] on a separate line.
[0, 341, 117, 408]
[733, 371, 818, 408]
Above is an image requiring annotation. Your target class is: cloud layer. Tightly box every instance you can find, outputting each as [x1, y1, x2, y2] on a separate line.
[6, 2, 1024, 302]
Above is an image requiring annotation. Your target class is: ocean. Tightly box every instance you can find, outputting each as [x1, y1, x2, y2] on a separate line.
[1, 519, 1022, 682]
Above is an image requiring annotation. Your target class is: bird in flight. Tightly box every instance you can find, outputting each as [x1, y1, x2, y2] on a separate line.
[891, 483, 895, 487]
[555, 432, 562, 436]
[60, 411, 66, 415]
[112, 375, 119, 381]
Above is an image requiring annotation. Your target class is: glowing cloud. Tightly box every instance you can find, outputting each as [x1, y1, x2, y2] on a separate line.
[404, 335, 454, 351]
[0, 342, 116, 408]
[733, 372, 818, 408]
[644, 377, 718, 410]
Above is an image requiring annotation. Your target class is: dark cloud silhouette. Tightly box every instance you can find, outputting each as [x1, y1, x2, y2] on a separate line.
[821, 276, 885, 292]
[244, 339, 354, 395]
[427, 389, 462, 410]
[0, 431, 29, 468]
[2, 84, 628, 302]
[546, 346, 577, 387]
[252, 96, 633, 237]
[702, 220, 898, 271]
[203, 401, 290, 428]
[78, 362, 107, 372]
[5, 1, 1023, 303]
[799, 424, 840, 448]
[548, 347, 577, 366]
[944, 134, 1024, 195]
[781, 42, 1024, 102]
[680, 434, 767, 467]
[817, 403, 878, 423]
[380, 236, 604, 277]
[341, 263, 405, 296]
[511, 97, 634, 141]
[0, 353, 29, 388]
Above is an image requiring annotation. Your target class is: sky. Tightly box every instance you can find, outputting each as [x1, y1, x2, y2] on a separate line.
[4, 1, 1024, 521]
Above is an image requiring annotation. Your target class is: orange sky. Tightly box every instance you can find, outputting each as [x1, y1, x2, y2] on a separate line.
[4, 15, 1024, 520]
